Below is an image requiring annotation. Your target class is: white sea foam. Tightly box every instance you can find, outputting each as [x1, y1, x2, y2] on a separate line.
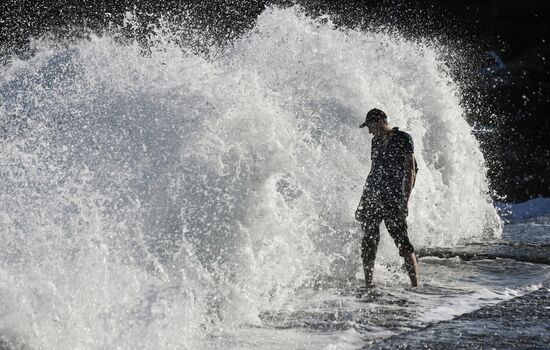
[0, 6, 501, 349]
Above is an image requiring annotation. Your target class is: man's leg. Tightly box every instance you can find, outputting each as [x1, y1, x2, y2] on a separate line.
[403, 253, 419, 287]
[385, 205, 419, 287]
[361, 212, 382, 287]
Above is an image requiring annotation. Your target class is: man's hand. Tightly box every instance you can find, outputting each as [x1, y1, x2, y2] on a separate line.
[355, 204, 365, 221]
[400, 196, 409, 217]
[356, 190, 369, 222]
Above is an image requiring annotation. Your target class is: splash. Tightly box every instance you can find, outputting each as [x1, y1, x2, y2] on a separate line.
[0, 6, 500, 349]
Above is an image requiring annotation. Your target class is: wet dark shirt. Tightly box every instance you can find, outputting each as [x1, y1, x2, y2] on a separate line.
[364, 127, 414, 203]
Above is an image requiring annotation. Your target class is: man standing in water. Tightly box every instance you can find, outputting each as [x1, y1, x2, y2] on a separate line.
[355, 108, 419, 287]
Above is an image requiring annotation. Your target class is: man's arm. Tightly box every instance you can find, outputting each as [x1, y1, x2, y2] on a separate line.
[403, 153, 416, 203]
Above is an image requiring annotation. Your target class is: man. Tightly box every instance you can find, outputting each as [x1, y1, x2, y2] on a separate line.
[355, 108, 419, 287]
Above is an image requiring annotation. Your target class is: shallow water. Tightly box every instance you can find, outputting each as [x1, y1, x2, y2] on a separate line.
[220, 258, 550, 349]
[205, 253, 550, 349]
[501, 215, 550, 245]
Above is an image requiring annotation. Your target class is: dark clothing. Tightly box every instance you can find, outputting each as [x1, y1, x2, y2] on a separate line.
[357, 127, 416, 259]
[360, 200, 415, 258]
[364, 127, 414, 203]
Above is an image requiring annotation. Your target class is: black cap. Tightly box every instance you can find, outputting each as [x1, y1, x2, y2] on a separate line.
[359, 108, 387, 128]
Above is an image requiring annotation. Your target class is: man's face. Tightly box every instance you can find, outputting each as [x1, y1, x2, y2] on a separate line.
[366, 119, 384, 136]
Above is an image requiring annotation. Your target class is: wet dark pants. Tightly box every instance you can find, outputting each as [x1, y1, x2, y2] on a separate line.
[360, 201, 415, 263]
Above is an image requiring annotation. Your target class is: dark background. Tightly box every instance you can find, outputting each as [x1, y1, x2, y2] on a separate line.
[1, 0, 549, 202]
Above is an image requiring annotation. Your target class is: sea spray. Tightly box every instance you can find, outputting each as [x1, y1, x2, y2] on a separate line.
[0, 6, 500, 349]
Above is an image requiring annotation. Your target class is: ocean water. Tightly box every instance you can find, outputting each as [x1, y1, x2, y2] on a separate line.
[1, 6, 545, 350]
